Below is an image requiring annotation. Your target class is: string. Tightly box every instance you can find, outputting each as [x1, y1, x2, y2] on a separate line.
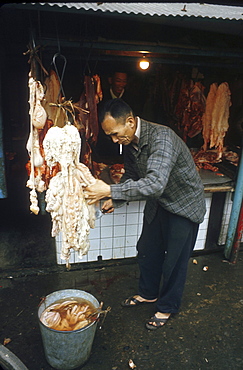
[49, 100, 89, 127]
[23, 44, 49, 78]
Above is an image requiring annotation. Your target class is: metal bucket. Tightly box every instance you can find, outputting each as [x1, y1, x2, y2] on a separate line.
[38, 289, 99, 370]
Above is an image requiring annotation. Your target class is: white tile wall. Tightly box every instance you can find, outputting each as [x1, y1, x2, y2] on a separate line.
[55, 201, 145, 264]
[113, 247, 125, 259]
[55, 192, 235, 265]
[193, 193, 211, 251]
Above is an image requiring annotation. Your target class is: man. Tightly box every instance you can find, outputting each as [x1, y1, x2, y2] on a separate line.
[94, 71, 129, 160]
[106, 71, 128, 100]
[85, 98, 206, 330]
[102, 70, 143, 117]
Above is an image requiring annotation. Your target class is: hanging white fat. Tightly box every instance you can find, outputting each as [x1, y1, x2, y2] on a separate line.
[26, 74, 46, 215]
[43, 123, 96, 266]
[28, 76, 47, 129]
[43, 123, 81, 171]
[32, 80, 47, 129]
[26, 127, 44, 168]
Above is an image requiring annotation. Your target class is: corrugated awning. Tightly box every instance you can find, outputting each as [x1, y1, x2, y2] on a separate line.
[2, 2, 243, 69]
[35, 2, 243, 21]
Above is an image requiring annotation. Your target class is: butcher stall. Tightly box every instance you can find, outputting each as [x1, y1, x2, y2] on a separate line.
[0, 2, 243, 270]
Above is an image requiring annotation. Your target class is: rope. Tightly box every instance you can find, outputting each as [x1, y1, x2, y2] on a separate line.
[23, 44, 49, 77]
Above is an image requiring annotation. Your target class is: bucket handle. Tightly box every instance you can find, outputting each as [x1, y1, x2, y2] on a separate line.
[87, 304, 111, 329]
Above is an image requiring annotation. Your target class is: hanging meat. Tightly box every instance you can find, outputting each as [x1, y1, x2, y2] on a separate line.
[26, 70, 64, 211]
[24, 53, 101, 268]
[43, 123, 97, 267]
[75, 75, 102, 172]
[192, 82, 232, 171]
[175, 79, 206, 141]
[202, 83, 218, 151]
[210, 82, 231, 157]
[204, 81, 232, 155]
[43, 69, 68, 129]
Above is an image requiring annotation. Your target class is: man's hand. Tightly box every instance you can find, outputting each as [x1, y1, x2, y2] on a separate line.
[102, 199, 114, 213]
[84, 180, 111, 205]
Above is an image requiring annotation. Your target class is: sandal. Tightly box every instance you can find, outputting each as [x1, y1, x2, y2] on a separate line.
[121, 295, 156, 308]
[145, 314, 170, 330]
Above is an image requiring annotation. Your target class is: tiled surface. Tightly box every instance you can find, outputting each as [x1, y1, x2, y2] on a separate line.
[193, 193, 211, 251]
[55, 192, 235, 264]
[56, 201, 145, 264]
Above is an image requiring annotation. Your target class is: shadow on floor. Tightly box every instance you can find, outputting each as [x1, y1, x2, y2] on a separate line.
[0, 251, 242, 370]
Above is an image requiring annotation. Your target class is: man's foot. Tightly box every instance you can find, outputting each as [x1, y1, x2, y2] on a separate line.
[145, 312, 171, 330]
[121, 295, 157, 307]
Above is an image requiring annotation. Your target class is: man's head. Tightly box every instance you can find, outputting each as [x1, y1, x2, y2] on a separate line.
[109, 72, 128, 97]
[100, 98, 136, 146]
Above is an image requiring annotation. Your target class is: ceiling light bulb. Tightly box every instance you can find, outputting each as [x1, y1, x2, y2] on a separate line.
[139, 58, 150, 70]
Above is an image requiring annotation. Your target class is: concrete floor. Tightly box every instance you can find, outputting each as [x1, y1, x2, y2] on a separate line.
[0, 251, 242, 370]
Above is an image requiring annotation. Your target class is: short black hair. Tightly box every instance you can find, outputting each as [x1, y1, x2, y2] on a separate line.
[99, 98, 134, 124]
[111, 70, 128, 77]
[110, 68, 129, 78]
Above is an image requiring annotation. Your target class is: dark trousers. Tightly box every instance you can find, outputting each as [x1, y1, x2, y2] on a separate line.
[137, 205, 199, 313]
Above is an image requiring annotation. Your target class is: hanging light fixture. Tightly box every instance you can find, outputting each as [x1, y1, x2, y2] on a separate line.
[139, 55, 150, 70]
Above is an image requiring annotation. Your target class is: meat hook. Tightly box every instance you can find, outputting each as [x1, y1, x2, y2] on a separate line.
[52, 53, 67, 101]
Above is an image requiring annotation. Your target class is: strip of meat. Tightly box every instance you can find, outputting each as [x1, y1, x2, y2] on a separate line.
[75, 75, 101, 170]
[202, 83, 218, 151]
[43, 70, 65, 127]
[210, 82, 231, 159]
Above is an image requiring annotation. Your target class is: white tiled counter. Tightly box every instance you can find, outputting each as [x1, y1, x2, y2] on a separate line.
[56, 200, 144, 264]
[56, 193, 216, 265]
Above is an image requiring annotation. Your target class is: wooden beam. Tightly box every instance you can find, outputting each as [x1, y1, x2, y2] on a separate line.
[37, 38, 243, 59]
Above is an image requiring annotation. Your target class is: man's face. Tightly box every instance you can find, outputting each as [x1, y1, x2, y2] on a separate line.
[110, 72, 127, 97]
[102, 114, 136, 146]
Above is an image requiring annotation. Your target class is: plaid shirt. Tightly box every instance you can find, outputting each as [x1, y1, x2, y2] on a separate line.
[110, 119, 206, 224]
